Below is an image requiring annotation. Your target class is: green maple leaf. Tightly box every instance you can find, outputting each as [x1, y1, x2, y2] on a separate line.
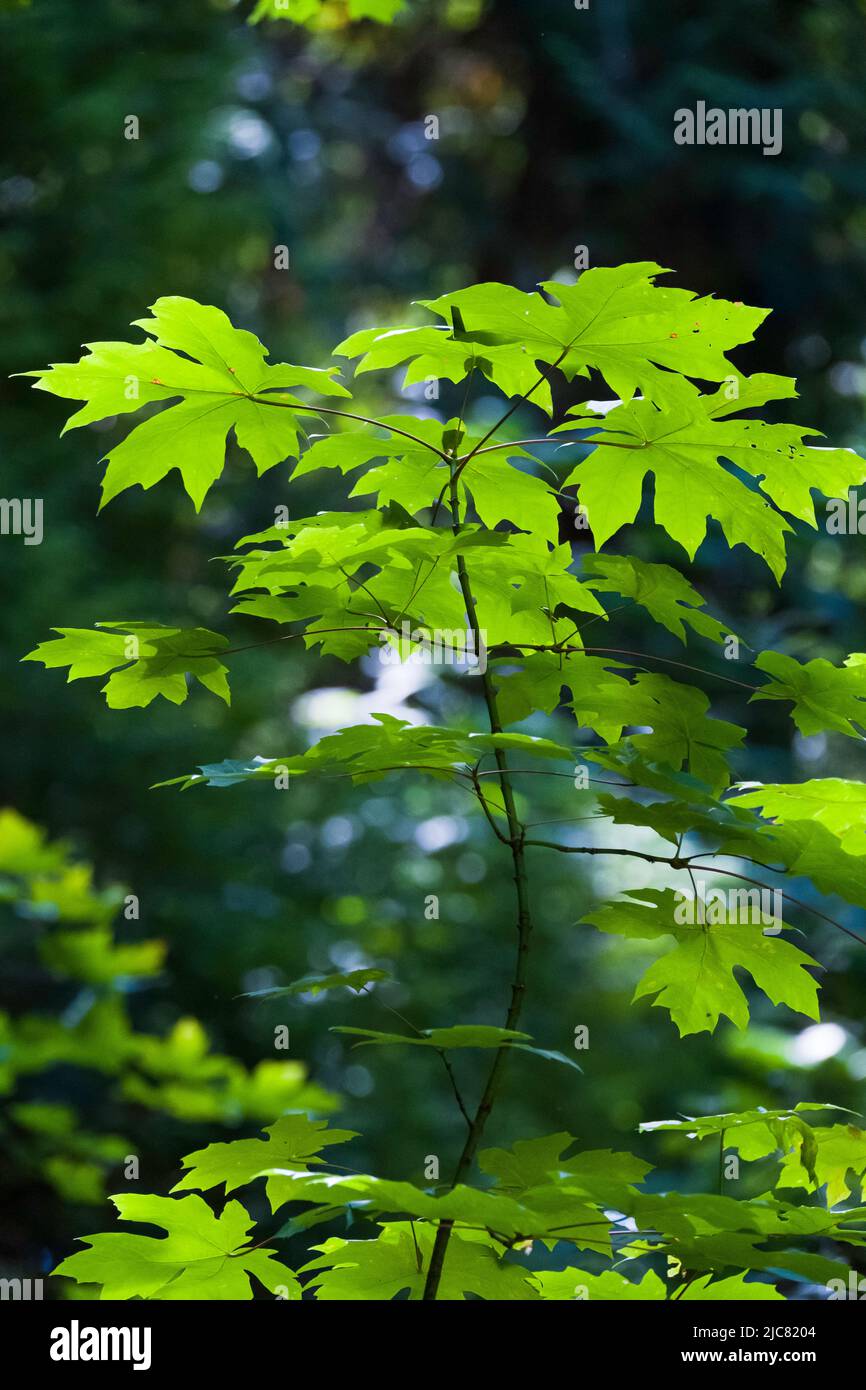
[335, 323, 555, 411]
[3, 850, 123, 927]
[492, 651, 632, 728]
[421, 264, 767, 405]
[262, 1167, 609, 1247]
[122, 1058, 336, 1127]
[732, 777, 866, 854]
[644, 1105, 865, 1206]
[447, 429, 560, 541]
[751, 651, 866, 736]
[779, 1124, 866, 1206]
[653, 1228, 849, 1286]
[538, 1269, 785, 1300]
[546, 1266, 783, 1303]
[559, 375, 865, 579]
[622, 673, 744, 792]
[640, 1104, 857, 1203]
[174, 1115, 358, 1213]
[228, 509, 417, 659]
[302, 1224, 537, 1301]
[21, 297, 349, 509]
[759, 818, 866, 911]
[23, 623, 230, 708]
[365, 535, 602, 654]
[590, 752, 866, 912]
[581, 553, 730, 645]
[291, 415, 448, 510]
[227, 507, 515, 660]
[675, 1273, 784, 1300]
[574, 669, 742, 791]
[478, 1133, 577, 1190]
[582, 888, 821, 1036]
[493, 654, 742, 789]
[536, 1267, 669, 1300]
[158, 716, 572, 791]
[557, 1149, 654, 1199]
[595, 788, 761, 852]
[294, 415, 560, 541]
[631, 1189, 856, 1256]
[479, 1134, 650, 1205]
[53, 1193, 298, 1299]
[465, 535, 605, 638]
[111, 1016, 336, 1124]
[587, 744, 725, 802]
[640, 1103, 839, 1151]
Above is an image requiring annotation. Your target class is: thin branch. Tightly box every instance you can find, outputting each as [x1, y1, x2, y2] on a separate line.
[523, 840, 866, 949]
[360, 985, 472, 1128]
[451, 343, 572, 482]
[524, 840, 693, 869]
[450, 283, 639, 482]
[580, 647, 759, 692]
[470, 438, 564, 458]
[409, 1220, 424, 1272]
[469, 768, 512, 845]
[687, 861, 866, 948]
[523, 814, 605, 829]
[393, 557, 441, 627]
[248, 394, 452, 461]
[429, 365, 478, 527]
[215, 625, 385, 657]
[474, 768, 630, 786]
[422, 458, 536, 1301]
[436, 1052, 473, 1129]
[338, 565, 391, 626]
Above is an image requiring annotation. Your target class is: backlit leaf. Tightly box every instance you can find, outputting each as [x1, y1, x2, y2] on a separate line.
[53, 1193, 298, 1300]
[582, 887, 821, 1036]
[21, 297, 349, 509]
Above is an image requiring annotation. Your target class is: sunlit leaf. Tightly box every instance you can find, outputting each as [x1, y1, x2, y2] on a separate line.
[53, 1194, 299, 1299]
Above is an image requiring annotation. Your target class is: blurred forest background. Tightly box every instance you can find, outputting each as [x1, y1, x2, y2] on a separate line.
[2, 0, 866, 1292]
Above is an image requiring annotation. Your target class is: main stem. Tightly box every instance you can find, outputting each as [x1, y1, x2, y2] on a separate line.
[421, 470, 535, 1300]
